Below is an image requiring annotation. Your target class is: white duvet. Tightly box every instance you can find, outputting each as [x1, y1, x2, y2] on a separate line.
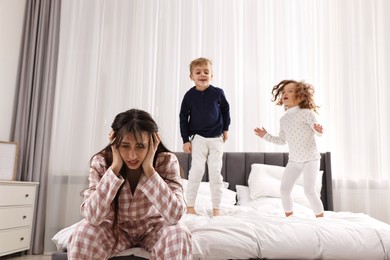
[183, 199, 390, 260]
[53, 198, 390, 260]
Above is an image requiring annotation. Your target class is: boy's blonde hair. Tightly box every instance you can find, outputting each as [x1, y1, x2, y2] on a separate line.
[271, 79, 319, 113]
[189, 57, 212, 73]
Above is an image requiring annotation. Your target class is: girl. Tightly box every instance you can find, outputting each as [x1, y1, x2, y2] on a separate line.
[254, 80, 324, 218]
[68, 109, 192, 259]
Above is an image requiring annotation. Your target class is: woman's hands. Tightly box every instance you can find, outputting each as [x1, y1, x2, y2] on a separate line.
[143, 132, 160, 178]
[109, 129, 123, 176]
[254, 127, 267, 138]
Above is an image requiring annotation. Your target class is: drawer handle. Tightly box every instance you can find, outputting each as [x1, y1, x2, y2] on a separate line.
[20, 237, 24, 241]
[25, 194, 30, 198]
[23, 215, 27, 219]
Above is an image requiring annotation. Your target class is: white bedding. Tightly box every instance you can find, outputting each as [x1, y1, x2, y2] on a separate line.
[181, 201, 390, 260]
[53, 185, 390, 260]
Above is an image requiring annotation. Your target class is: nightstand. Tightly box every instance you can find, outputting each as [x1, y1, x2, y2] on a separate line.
[0, 181, 39, 256]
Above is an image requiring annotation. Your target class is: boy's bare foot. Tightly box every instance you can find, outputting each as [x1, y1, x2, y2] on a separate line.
[316, 212, 324, 218]
[213, 208, 221, 216]
[186, 207, 197, 215]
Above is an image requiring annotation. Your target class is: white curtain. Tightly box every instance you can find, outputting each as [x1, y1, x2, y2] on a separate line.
[44, 0, 390, 253]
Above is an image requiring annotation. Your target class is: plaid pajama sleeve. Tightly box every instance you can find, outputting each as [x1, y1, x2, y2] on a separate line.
[141, 153, 186, 224]
[80, 155, 124, 225]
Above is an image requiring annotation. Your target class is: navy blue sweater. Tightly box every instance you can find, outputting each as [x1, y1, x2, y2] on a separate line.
[179, 85, 231, 143]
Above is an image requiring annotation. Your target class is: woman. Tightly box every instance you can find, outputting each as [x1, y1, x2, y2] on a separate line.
[68, 109, 192, 259]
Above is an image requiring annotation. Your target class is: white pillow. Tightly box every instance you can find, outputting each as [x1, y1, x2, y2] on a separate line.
[181, 179, 236, 207]
[52, 221, 81, 251]
[235, 185, 251, 205]
[247, 164, 323, 207]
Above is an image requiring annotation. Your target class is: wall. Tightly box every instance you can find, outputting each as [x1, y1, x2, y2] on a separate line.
[0, 0, 27, 141]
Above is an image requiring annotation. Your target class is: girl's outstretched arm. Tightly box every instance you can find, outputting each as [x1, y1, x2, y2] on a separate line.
[257, 127, 287, 145]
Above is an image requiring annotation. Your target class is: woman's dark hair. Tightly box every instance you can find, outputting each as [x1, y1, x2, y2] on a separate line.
[89, 109, 181, 250]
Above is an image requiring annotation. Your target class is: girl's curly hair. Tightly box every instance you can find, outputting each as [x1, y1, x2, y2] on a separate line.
[271, 79, 319, 113]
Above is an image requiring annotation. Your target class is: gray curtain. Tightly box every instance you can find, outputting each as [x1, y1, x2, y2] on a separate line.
[11, 0, 61, 254]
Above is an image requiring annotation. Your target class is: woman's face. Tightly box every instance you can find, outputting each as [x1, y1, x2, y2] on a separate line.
[281, 83, 300, 108]
[118, 131, 149, 170]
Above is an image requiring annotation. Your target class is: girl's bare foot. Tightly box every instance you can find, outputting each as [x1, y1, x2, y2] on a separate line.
[285, 211, 293, 217]
[213, 208, 221, 216]
[186, 207, 197, 215]
[316, 212, 324, 218]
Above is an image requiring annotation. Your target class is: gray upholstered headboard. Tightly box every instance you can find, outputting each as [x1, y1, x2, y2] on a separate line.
[174, 152, 333, 211]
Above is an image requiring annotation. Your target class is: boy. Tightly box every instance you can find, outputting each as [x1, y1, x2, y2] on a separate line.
[179, 57, 231, 216]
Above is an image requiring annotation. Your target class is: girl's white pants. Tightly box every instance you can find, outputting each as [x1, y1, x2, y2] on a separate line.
[280, 159, 324, 215]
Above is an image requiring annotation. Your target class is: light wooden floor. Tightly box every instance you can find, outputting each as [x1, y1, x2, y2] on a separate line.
[1, 255, 51, 260]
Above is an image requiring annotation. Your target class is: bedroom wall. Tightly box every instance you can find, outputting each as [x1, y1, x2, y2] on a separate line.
[0, 0, 27, 141]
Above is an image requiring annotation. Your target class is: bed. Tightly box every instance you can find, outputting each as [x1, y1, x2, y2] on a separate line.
[51, 152, 390, 260]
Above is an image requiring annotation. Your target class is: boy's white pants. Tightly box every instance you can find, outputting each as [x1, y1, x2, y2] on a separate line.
[186, 135, 224, 209]
[280, 159, 324, 215]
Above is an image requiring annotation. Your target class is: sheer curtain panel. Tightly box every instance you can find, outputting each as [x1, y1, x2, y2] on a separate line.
[11, 0, 61, 254]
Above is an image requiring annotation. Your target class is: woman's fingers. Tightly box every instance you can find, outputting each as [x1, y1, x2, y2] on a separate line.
[109, 129, 116, 144]
[154, 132, 160, 148]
